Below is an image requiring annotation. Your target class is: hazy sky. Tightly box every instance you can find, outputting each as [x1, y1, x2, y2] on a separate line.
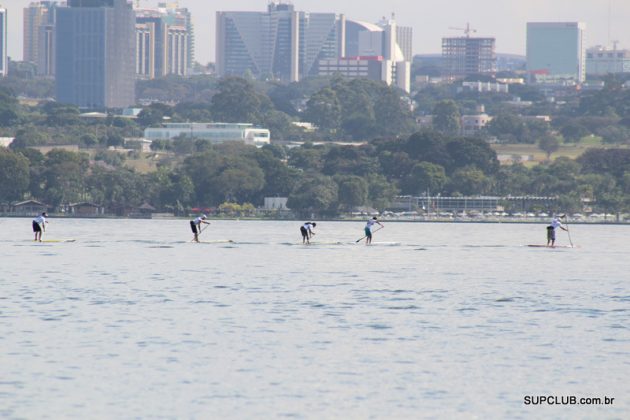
[2, 0, 630, 64]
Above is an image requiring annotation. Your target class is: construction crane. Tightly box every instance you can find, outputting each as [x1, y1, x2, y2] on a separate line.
[449, 22, 477, 37]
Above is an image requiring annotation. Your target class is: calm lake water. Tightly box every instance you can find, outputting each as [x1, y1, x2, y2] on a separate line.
[1, 218, 628, 419]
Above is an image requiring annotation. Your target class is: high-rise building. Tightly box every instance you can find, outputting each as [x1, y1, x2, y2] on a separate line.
[216, 2, 344, 82]
[396, 25, 413, 65]
[0, 6, 6, 77]
[334, 17, 412, 92]
[442, 36, 496, 77]
[55, 0, 136, 109]
[527, 22, 586, 83]
[586, 45, 630, 75]
[135, 3, 192, 79]
[23, 1, 59, 77]
[172, 5, 194, 71]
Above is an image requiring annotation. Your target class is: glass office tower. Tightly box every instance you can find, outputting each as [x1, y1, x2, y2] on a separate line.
[216, 3, 344, 82]
[56, 0, 136, 108]
[527, 22, 586, 82]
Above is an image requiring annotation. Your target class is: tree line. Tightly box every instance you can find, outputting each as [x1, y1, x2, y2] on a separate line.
[1, 71, 630, 216]
[2, 131, 630, 216]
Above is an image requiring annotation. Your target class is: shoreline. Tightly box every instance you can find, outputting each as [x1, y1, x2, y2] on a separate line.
[2, 214, 628, 225]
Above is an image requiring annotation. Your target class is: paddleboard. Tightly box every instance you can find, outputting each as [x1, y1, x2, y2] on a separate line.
[40, 239, 76, 243]
[196, 239, 234, 244]
[527, 244, 574, 248]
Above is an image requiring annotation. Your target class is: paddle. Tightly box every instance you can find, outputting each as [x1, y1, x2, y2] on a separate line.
[355, 225, 384, 243]
[190, 222, 210, 242]
[562, 215, 574, 248]
[198, 222, 210, 238]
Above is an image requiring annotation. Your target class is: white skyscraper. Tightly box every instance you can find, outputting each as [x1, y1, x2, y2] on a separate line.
[527, 22, 586, 83]
[336, 17, 412, 92]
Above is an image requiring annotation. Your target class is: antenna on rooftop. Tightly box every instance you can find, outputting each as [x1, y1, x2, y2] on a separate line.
[607, 0, 613, 47]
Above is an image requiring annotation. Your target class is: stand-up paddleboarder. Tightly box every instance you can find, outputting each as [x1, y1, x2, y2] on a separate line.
[547, 215, 568, 247]
[364, 217, 383, 245]
[190, 214, 210, 242]
[32, 212, 48, 242]
[300, 222, 316, 244]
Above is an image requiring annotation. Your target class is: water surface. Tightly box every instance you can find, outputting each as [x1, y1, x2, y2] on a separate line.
[1, 218, 628, 418]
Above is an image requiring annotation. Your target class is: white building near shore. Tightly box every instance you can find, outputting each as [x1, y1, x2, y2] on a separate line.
[144, 123, 270, 146]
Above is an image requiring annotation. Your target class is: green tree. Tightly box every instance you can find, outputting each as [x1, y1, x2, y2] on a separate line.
[578, 148, 630, 179]
[0, 148, 30, 202]
[304, 87, 341, 134]
[539, 135, 561, 160]
[530, 158, 581, 195]
[445, 137, 499, 174]
[174, 101, 213, 122]
[210, 77, 272, 123]
[42, 150, 90, 206]
[137, 103, 173, 127]
[402, 162, 448, 195]
[148, 168, 194, 209]
[171, 134, 196, 155]
[94, 150, 126, 167]
[255, 148, 300, 198]
[10, 127, 50, 149]
[366, 174, 399, 210]
[596, 125, 630, 144]
[150, 139, 171, 151]
[493, 164, 531, 196]
[288, 144, 326, 172]
[80, 133, 99, 148]
[404, 130, 451, 168]
[373, 86, 416, 137]
[448, 166, 490, 195]
[560, 122, 590, 142]
[214, 156, 266, 203]
[42, 103, 81, 127]
[87, 167, 148, 213]
[0, 86, 21, 127]
[322, 145, 379, 176]
[378, 150, 415, 180]
[484, 113, 550, 144]
[106, 133, 125, 148]
[335, 175, 368, 210]
[287, 174, 339, 217]
[432, 100, 461, 135]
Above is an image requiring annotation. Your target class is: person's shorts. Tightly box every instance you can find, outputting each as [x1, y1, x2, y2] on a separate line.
[300, 227, 308, 238]
[547, 226, 555, 241]
[364, 227, 372, 238]
[32, 221, 42, 233]
[190, 221, 198, 234]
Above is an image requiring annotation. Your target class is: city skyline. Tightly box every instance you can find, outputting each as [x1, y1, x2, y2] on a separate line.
[1, 0, 629, 65]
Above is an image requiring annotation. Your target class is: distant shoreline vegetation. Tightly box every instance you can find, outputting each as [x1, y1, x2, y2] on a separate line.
[1, 74, 630, 218]
[0, 214, 627, 225]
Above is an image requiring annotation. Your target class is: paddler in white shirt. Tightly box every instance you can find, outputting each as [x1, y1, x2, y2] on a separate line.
[547, 215, 568, 247]
[190, 214, 210, 242]
[32, 212, 48, 242]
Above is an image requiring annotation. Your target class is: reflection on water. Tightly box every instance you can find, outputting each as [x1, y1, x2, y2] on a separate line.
[0, 219, 628, 418]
